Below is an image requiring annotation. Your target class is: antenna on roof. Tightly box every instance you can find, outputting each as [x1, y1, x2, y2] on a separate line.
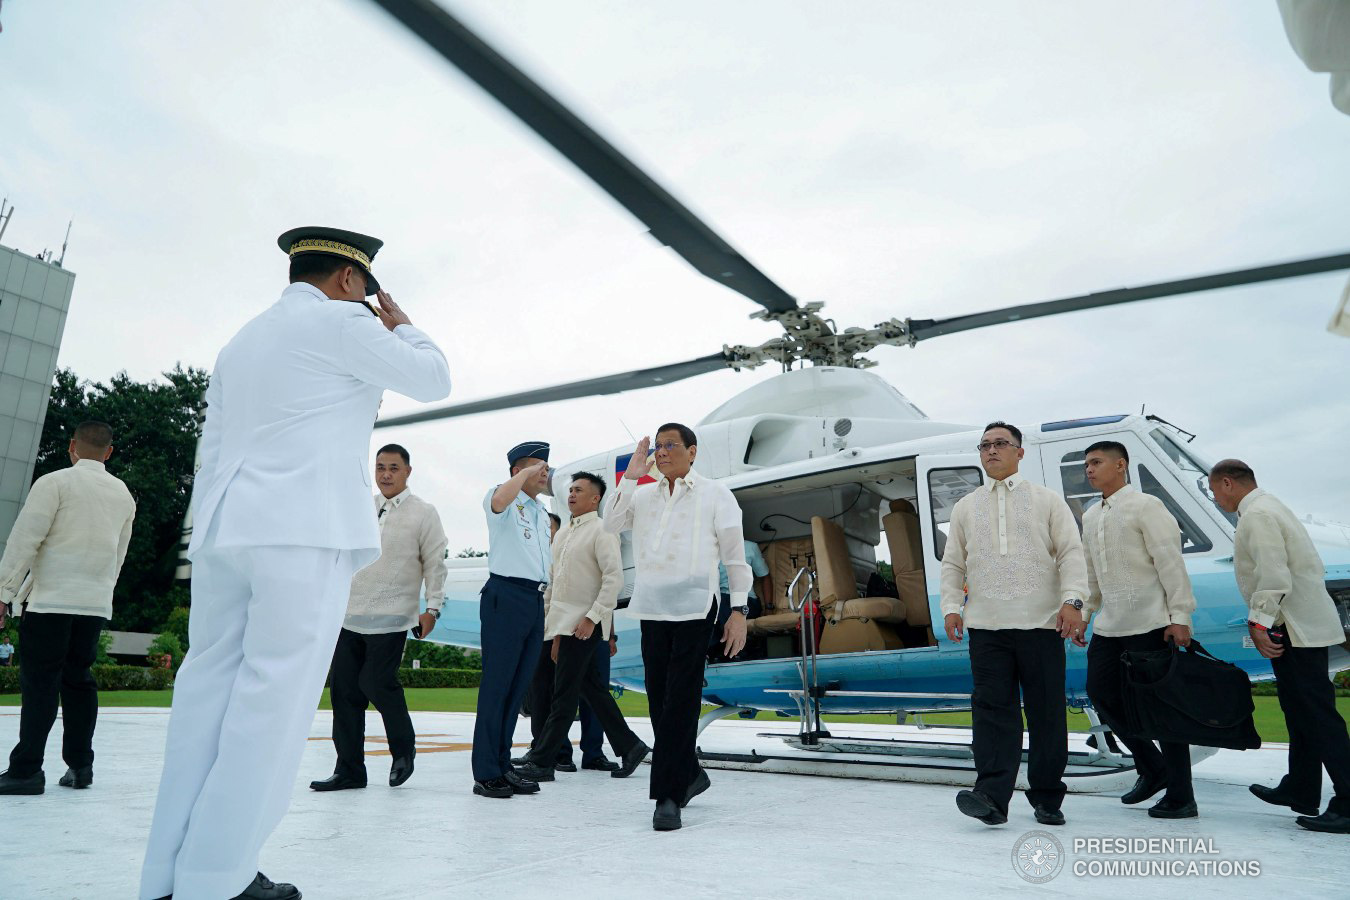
[0, 199, 13, 244]
[57, 219, 72, 267]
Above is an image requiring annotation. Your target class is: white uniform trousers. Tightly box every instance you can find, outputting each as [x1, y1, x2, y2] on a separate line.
[139, 541, 359, 900]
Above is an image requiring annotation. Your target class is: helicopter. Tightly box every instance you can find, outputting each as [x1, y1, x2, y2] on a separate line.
[365, 1, 1350, 783]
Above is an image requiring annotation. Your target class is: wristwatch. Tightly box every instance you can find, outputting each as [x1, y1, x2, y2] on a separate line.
[1062, 598, 1084, 612]
[731, 605, 750, 616]
[427, 608, 442, 621]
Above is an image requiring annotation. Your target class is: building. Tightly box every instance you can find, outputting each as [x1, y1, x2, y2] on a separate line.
[0, 244, 75, 558]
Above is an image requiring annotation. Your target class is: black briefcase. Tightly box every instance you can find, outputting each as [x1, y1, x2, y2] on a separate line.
[1120, 639, 1261, 750]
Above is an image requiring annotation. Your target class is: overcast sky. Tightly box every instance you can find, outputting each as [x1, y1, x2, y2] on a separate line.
[2, 0, 1347, 554]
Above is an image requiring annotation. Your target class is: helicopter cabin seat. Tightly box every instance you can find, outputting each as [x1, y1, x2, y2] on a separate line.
[881, 499, 936, 646]
[747, 536, 820, 636]
[811, 516, 906, 654]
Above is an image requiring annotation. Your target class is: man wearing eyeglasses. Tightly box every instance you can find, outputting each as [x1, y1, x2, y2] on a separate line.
[604, 423, 751, 832]
[940, 421, 1088, 828]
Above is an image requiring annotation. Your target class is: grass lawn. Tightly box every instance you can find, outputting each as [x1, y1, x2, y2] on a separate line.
[4, 689, 1345, 745]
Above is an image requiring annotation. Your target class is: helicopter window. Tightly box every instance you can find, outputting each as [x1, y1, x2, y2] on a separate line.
[1057, 450, 1106, 530]
[1148, 428, 1237, 526]
[926, 467, 983, 561]
[1137, 465, 1214, 554]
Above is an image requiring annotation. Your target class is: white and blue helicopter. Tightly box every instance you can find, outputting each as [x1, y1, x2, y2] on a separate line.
[366, 1, 1350, 783]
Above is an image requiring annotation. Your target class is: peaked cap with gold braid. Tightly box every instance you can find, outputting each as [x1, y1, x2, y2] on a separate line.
[277, 226, 383, 296]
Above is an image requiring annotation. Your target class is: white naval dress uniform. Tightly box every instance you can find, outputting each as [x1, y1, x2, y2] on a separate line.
[139, 282, 450, 900]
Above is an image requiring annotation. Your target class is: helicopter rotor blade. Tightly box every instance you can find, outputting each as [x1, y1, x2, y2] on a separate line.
[375, 352, 733, 428]
[906, 251, 1350, 343]
[368, 0, 801, 317]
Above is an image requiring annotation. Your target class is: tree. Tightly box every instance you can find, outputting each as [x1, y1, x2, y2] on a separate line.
[456, 547, 488, 558]
[34, 366, 208, 631]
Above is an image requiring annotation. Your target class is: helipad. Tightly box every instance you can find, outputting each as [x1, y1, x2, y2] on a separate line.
[1, 708, 1344, 898]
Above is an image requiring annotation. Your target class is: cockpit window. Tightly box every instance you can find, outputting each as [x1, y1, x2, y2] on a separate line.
[927, 467, 983, 561]
[1138, 465, 1214, 553]
[1149, 428, 1237, 526]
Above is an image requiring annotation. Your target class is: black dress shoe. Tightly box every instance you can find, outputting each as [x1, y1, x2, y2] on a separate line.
[1121, 773, 1167, 805]
[955, 789, 1007, 825]
[612, 741, 651, 779]
[1249, 783, 1319, 816]
[503, 769, 541, 794]
[681, 768, 711, 808]
[389, 756, 414, 787]
[309, 773, 366, 792]
[1295, 810, 1350, 834]
[58, 766, 93, 789]
[1034, 805, 1066, 826]
[473, 777, 514, 799]
[515, 762, 555, 782]
[1148, 797, 1198, 819]
[554, 759, 578, 773]
[510, 755, 531, 767]
[581, 756, 620, 772]
[0, 770, 44, 795]
[653, 798, 682, 831]
[232, 871, 301, 899]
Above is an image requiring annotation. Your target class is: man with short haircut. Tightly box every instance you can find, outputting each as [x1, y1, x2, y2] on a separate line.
[0, 637, 13, 667]
[1081, 440, 1198, 818]
[0, 421, 136, 796]
[473, 441, 553, 799]
[311, 443, 447, 793]
[605, 423, 751, 831]
[1210, 459, 1350, 834]
[140, 227, 450, 900]
[941, 421, 1088, 828]
[517, 472, 649, 783]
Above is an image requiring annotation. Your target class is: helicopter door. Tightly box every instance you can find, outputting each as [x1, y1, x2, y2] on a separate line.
[917, 455, 986, 628]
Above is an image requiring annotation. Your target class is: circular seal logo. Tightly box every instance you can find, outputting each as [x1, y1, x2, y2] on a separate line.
[1012, 830, 1065, 883]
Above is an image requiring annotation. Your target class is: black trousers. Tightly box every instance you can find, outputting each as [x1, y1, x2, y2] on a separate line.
[1086, 627, 1193, 803]
[528, 637, 609, 763]
[968, 628, 1068, 815]
[1270, 632, 1350, 816]
[527, 630, 639, 768]
[329, 628, 415, 781]
[641, 606, 715, 803]
[7, 611, 104, 778]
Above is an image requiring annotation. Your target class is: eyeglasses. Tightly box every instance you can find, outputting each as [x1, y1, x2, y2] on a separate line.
[976, 439, 1020, 453]
[652, 441, 686, 453]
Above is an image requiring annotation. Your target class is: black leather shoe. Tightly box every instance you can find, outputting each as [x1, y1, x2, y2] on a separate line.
[1121, 773, 1167, 805]
[955, 789, 1007, 825]
[1148, 797, 1198, 819]
[554, 759, 578, 773]
[473, 777, 513, 798]
[309, 773, 366, 792]
[612, 741, 651, 779]
[389, 756, 414, 788]
[58, 766, 93, 789]
[1250, 783, 1319, 816]
[503, 769, 541, 794]
[1033, 805, 1066, 826]
[1295, 810, 1350, 834]
[232, 871, 300, 899]
[510, 755, 531, 767]
[581, 756, 619, 772]
[681, 768, 711, 808]
[515, 762, 555, 783]
[0, 770, 44, 795]
[653, 798, 682, 831]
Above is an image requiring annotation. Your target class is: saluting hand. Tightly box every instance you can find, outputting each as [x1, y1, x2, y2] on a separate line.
[623, 437, 652, 481]
[375, 290, 413, 332]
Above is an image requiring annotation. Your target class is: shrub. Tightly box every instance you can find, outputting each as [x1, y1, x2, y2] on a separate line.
[162, 605, 192, 654]
[95, 630, 115, 665]
[147, 633, 184, 671]
[91, 665, 174, 690]
[0, 666, 18, 693]
[402, 640, 481, 670]
[397, 667, 481, 688]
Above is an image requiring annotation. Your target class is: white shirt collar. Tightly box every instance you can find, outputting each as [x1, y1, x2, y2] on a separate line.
[73, 459, 107, 472]
[570, 510, 599, 525]
[283, 281, 329, 302]
[380, 488, 412, 510]
[659, 468, 700, 493]
[1236, 488, 1266, 517]
[1101, 483, 1136, 508]
[985, 472, 1021, 492]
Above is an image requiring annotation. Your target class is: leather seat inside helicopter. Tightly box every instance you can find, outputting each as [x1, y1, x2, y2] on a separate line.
[739, 469, 937, 658]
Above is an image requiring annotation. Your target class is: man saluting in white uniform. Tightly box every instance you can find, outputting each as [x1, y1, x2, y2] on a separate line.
[140, 227, 451, 900]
